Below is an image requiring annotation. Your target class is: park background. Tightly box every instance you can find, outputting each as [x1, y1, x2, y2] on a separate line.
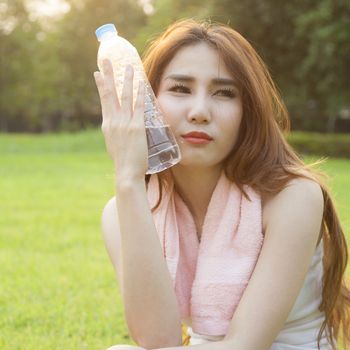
[0, 0, 349, 349]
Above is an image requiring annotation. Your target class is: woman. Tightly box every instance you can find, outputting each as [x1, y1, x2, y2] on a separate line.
[93, 19, 350, 350]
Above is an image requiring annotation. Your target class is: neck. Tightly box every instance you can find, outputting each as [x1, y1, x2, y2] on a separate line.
[169, 164, 223, 220]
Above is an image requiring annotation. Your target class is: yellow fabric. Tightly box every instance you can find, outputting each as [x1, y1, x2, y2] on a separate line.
[181, 323, 191, 346]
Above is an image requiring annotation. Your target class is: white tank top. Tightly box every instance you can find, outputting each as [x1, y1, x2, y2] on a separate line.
[183, 239, 335, 349]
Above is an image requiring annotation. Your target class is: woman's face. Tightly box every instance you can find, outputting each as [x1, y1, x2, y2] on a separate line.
[156, 42, 243, 168]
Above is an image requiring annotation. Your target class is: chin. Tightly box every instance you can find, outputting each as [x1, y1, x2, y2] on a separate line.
[177, 158, 217, 168]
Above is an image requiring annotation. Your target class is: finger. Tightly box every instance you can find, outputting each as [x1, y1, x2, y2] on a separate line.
[94, 71, 110, 126]
[121, 65, 134, 121]
[133, 80, 145, 126]
[102, 59, 121, 112]
[93, 71, 104, 100]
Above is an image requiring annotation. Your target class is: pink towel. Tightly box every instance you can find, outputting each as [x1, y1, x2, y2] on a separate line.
[147, 170, 263, 336]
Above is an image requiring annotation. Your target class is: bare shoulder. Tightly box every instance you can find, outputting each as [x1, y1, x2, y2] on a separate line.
[262, 177, 324, 243]
[101, 196, 119, 238]
[102, 196, 118, 226]
[262, 177, 323, 209]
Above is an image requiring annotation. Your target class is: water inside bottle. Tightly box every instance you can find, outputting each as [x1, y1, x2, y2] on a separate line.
[145, 125, 181, 174]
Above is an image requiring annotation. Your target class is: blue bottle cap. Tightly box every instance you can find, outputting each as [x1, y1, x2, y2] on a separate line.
[95, 24, 118, 40]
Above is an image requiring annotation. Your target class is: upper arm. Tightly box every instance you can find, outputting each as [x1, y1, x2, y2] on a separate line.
[101, 196, 123, 289]
[224, 178, 324, 350]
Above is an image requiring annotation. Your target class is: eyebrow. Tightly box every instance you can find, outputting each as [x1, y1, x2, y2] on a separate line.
[165, 74, 238, 87]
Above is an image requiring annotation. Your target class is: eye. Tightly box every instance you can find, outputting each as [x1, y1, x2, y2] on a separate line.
[214, 88, 236, 98]
[169, 83, 191, 94]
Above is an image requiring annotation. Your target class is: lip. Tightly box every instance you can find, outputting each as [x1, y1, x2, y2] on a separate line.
[181, 131, 213, 140]
[181, 136, 212, 145]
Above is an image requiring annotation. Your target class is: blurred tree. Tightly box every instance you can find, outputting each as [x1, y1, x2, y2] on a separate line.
[55, 0, 147, 130]
[0, 0, 43, 131]
[0, 0, 146, 132]
[295, 0, 350, 132]
[134, 0, 213, 52]
[1, 0, 349, 132]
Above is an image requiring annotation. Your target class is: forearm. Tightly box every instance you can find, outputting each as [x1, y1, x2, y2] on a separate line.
[116, 178, 182, 349]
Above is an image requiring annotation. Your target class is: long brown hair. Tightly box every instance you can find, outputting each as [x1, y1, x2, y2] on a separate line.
[142, 19, 350, 349]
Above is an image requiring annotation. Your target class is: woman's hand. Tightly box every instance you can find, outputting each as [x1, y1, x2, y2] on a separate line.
[93, 59, 148, 182]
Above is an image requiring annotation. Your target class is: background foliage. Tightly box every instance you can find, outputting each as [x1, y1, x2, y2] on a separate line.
[0, 0, 349, 133]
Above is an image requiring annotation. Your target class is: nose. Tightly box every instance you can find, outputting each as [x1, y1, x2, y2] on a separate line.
[187, 93, 211, 124]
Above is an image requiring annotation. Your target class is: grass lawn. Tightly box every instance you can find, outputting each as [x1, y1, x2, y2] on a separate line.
[0, 129, 349, 350]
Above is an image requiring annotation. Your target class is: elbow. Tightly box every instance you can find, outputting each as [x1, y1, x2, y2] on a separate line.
[125, 306, 183, 348]
[133, 330, 182, 349]
[134, 335, 182, 350]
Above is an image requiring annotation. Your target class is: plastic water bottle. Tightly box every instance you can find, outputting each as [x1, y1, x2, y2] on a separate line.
[95, 23, 181, 174]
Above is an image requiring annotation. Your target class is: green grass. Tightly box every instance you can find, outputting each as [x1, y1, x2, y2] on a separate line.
[0, 130, 349, 350]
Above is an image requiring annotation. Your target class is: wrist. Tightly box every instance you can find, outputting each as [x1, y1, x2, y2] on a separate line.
[115, 173, 146, 192]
